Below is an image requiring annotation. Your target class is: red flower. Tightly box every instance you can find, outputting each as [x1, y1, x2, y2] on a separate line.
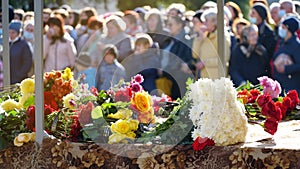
[264, 117, 278, 135]
[25, 106, 35, 130]
[192, 137, 215, 151]
[90, 87, 98, 96]
[282, 96, 292, 112]
[44, 91, 59, 110]
[286, 90, 299, 109]
[114, 87, 132, 102]
[77, 101, 94, 125]
[69, 115, 82, 142]
[275, 101, 287, 118]
[261, 101, 276, 117]
[44, 104, 55, 116]
[257, 94, 272, 107]
[248, 89, 260, 103]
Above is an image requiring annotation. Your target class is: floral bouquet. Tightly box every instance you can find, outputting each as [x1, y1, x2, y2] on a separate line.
[0, 70, 177, 148]
[237, 76, 300, 135]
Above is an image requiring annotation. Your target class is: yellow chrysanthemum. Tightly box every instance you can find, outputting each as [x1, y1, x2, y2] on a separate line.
[20, 78, 35, 94]
[1, 99, 20, 111]
[132, 91, 153, 113]
[111, 120, 131, 134]
[63, 93, 76, 109]
[107, 109, 133, 120]
[62, 67, 73, 80]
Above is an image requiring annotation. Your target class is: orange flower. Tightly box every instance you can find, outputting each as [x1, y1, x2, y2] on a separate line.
[131, 91, 153, 113]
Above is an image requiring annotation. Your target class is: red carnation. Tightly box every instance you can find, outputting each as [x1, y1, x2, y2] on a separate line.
[275, 101, 287, 119]
[261, 101, 276, 117]
[257, 94, 272, 107]
[286, 90, 299, 109]
[192, 137, 215, 151]
[114, 87, 132, 102]
[248, 89, 261, 103]
[264, 117, 278, 135]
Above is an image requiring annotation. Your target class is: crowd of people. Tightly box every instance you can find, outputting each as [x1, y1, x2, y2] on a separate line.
[0, 0, 300, 99]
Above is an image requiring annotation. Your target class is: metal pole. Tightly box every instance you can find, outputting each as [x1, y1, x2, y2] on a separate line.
[34, 0, 45, 145]
[217, 0, 226, 77]
[2, 0, 10, 86]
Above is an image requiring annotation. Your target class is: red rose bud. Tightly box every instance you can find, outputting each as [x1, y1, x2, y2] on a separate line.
[264, 117, 278, 135]
[257, 94, 272, 107]
[275, 101, 287, 119]
[192, 137, 215, 151]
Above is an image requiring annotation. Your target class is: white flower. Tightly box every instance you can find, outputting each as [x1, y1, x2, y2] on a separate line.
[188, 78, 248, 146]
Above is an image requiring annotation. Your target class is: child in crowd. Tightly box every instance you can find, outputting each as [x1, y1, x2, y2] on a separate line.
[95, 44, 126, 91]
[123, 33, 160, 94]
[75, 52, 96, 89]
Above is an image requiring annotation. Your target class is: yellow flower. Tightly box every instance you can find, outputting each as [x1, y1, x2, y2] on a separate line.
[14, 137, 23, 147]
[30, 132, 36, 141]
[107, 109, 133, 120]
[138, 108, 156, 124]
[62, 67, 73, 80]
[63, 93, 76, 109]
[111, 120, 131, 134]
[108, 133, 135, 144]
[20, 78, 35, 94]
[129, 119, 139, 131]
[19, 93, 34, 108]
[132, 91, 153, 113]
[126, 131, 136, 138]
[1, 99, 20, 111]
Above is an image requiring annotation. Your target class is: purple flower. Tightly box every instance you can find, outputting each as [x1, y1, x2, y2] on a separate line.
[258, 76, 281, 98]
[131, 82, 142, 92]
[133, 74, 144, 84]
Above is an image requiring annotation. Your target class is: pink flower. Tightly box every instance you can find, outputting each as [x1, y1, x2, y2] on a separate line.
[133, 74, 144, 84]
[258, 76, 281, 98]
[131, 82, 142, 92]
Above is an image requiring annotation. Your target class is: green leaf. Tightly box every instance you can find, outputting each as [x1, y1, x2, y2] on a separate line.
[91, 106, 103, 119]
[23, 95, 35, 108]
[8, 110, 18, 116]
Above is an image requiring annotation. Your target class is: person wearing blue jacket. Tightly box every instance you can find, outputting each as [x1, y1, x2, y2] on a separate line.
[273, 16, 300, 95]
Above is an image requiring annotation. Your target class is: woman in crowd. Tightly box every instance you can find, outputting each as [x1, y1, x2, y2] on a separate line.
[99, 15, 132, 63]
[75, 7, 97, 39]
[229, 24, 270, 86]
[43, 15, 77, 72]
[273, 16, 300, 94]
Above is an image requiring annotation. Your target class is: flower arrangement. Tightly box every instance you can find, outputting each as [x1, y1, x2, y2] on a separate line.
[237, 76, 300, 135]
[189, 77, 248, 149]
[0, 70, 176, 148]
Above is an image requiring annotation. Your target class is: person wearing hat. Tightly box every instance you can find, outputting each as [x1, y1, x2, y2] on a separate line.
[95, 44, 126, 91]
[250, 2, 277, 64]
[8, 20, 32, 84]
[273, 16, 300, 96]
[75, 52, 96, 89]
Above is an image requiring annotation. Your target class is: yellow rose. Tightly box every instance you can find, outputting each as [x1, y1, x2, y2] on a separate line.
[132, 92, 153, 113]
[14, 137, 23, 147]
[107, 109, 133, 120]
[126, 131, 136, 138]
[111, 120, 131, 134]
[108, 133, 134, 144]
[30, 132, 36, 141]
[129, 119, 139, 131]
[20, 78, 35, 94]
[1, 99, 20, 111]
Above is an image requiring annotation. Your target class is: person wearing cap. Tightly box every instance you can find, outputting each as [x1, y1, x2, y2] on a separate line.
[8, 20, 32, 84]
[250, 2, 277, 73]
[95, 44, 126, 91]
[75, 52, 96, 89]
[273, 16, 300, 96]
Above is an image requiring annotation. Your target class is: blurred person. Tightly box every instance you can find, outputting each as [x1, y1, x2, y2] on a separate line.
[229, 24, 270, 86]
[123, 33, 160, 94]
[78, 16, 103, 67]
[200, 1, 217, 10]
[14, 9, 24, 21]
[68, 9, 80, 29]
[95, 44, 126, 91]
[232, 17, 250, 43]
[9, 21, 32, 84]
[76, 7, 97, 38]
[134, 7, 148, 31]
[250, 3, 277, 64]
[53, 8, 77, 41]
[166, 3, 186, 18]
[279, 0, 296, 17]
[145, 8, 171, 49]
[74, 52, 96, 89]
[273, 16, 300, 94]
[163, 15, 194, 99]
[23, 11, 34, 22]
[22, 19, 35, 77]
[100, 15, 132, 62]
[123, 10, 143, 37]
[192, 8, 231, 79]
[43, 15, 77, 72]
[225, 1, 243, 27]
[43, 8, 52, 28]
[270, 2, 282, 26]
[294, 1, 300, 15]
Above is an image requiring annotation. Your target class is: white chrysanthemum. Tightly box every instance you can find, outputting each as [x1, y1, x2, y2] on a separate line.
[188, 77, 248, 146]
